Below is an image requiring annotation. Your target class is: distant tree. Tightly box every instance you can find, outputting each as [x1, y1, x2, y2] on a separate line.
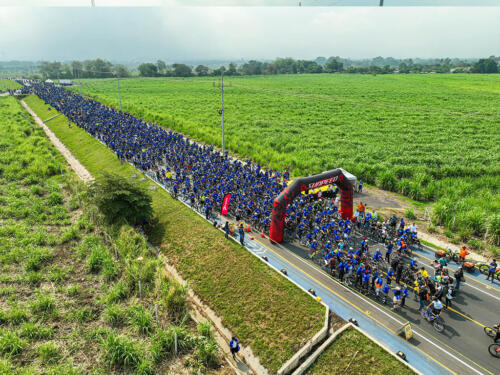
[211, 66, 225, 77]
[296, 60, 323, 74]
[195, 65, 209, 76]
[225, 63, 238, 76]
[71, 61, 83, 78]
[138, 63, 158, 77]
[114, 65, 131, 78]
[472, 58, 499, 73]
[315, 56, 327, 66]
[241, 60, 263, 75]
[172, 63, 192, 77]
[88, 173, 153, 225]
[157, 60, 167, 75]
[398, 62, 409, 73]
[324, 58, 343, 73]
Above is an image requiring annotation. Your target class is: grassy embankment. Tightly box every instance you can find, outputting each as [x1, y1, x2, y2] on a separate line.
[0, 79, 22, 90]
[24, 94, 326, 373]
[0, 96, 235, 374]
[305, 328, 414, 375]
[73, 75, 500, 253]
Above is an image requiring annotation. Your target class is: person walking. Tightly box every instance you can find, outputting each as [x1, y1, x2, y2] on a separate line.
[238, 224, 245, 246]
[401, 285, 409, 308]
[486, 259, 497, 283]
[229, 337, 240, 359]
[444, 285, 454, 309]
[224, 221, 230, 239]
[454, 266, 464, 290]
[358, 180, 363, 193]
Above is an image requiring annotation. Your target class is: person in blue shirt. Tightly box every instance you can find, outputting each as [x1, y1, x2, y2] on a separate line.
[385, 242, 393, 263]
[486, 259, 497, 283]
[401, 285, 409, 308]
[392, 287, 402, 310]
[358, 180, 363, 193]
[362, 269, 371, 291]
[229, 336, 240, 359]
[338, 261, 345, 282]
[373, 249, 382, 262]
[386, 268, 394, 285]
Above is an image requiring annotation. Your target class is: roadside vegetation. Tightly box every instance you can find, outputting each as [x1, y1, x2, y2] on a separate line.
[305, 328, 415, 375]
[70, 74, 500, 252]
[0, 79, 22, 90]
[0, 96, 227, 374]
[24, 94, 327, 374]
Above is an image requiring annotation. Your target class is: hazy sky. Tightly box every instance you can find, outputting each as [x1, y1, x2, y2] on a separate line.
[2, 1, 499, 5]
[0, 6, 498, 61]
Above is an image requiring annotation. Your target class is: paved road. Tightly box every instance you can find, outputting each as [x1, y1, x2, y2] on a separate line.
[257, 236, 500, 375]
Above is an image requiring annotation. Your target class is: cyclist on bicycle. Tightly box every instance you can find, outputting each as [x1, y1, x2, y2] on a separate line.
[494, 323, 500, 343]
[426, 297, 443, 319]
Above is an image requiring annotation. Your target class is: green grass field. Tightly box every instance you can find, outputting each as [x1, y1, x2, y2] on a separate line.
[0, 79, 22, 90]
[305, 327, 414, 375]
[0, 96, 231, 374]
[71, 74, 500, 248]
[24, 94, 327, 374]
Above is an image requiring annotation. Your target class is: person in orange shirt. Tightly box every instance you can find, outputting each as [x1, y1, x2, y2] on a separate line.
[357, 202, 365, 218]
[459, 246, 469, 263]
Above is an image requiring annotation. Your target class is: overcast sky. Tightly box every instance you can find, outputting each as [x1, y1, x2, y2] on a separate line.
[0, 6, 498, 61]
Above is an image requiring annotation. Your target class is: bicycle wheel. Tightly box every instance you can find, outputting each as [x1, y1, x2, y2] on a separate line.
[488, 344, 500, 358]
[433, 318, 445, 333]
[484, 326, 497, 338]
[476, 264, 488, 275]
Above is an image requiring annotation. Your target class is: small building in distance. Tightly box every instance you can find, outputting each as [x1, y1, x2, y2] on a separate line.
[59, 79, 73, 86]
[45, 79, 54, 84]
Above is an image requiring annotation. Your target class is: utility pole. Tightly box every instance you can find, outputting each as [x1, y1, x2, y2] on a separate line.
[91, 0, 95, 6]
[379, 0, 384, 6]
[117, 77, 122, 112]
[221, 69, 225, 155]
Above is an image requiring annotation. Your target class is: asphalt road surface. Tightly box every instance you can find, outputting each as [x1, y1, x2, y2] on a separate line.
[266, 237, 500, 375]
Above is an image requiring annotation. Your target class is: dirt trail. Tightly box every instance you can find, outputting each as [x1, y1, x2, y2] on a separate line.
[21, 100, 94, 184]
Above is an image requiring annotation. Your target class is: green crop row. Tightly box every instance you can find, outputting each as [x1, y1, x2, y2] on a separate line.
[0, 96, 223, 374]
[70, 74, 500, 246]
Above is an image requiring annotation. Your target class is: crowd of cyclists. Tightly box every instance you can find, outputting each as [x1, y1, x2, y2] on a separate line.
[19, 80, 497, 337]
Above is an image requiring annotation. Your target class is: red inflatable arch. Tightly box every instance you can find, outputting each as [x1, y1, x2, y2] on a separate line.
[269, 168, 354, 243]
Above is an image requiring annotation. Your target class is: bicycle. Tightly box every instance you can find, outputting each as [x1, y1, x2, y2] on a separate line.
[476, 263, 500, 281]
[421, 309, 445, 332]
[484, 326, 499, 339]
[488, 343, 500, 358]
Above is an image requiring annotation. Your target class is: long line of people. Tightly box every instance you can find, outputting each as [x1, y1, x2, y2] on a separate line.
[22, 80, 450, 315]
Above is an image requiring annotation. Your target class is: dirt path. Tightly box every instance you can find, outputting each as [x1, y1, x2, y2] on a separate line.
[21, 100, 94, 184]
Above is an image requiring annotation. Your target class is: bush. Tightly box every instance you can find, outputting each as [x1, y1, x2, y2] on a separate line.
[128, 304, 154, 336]
[101, 332, 142, 369]
[38, 342, 61, 364]
[193, 338, 219, 368]
[152, 325, 193, 362]
[163, 280, 188, 322]
[197, 321, 213, 340]
[60, 226, 80, 244]
[487, 214, 500, 245]
[116, 226, 150, 259]
[31, 292, 56, 316]
[405, 208, 417, 220]
[25, 247, 53, 272]
[104, 304, 127, 327]
[104, 282, 130, 304]
[20, 322, 54, 340]
[0, 330, 25, 356]
[88, 245, 111, 273]
[88, 173, 153, 225]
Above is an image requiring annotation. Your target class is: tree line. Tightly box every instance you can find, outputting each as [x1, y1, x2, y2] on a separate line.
[29, 56, 500, 79]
